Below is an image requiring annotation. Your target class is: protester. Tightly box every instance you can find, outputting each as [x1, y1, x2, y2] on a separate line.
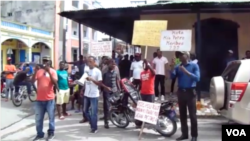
[56, 61, 71, 120]
[32, 56, 57, 140]
[170, 51, 200, 141]
[130, 53, 143, 89]
[66, 55, 86, 79]
[130, 55, 134, 62]
[135, 59, 156, 128]
[151, 52, 157, 66]
[22, 62, 34, 75]
[170, 51, 181, 95]
[83, 56, 103, 133]
[102, 59, 121, 129]
[190, 53, 198, 64]
[140, 59, 155, 101]
[119, 54, 131, 79]
[4, 57, 16, 101]
[112, 50, 120, 65]
[225, 50, 236, 66]
[242, 50, 250, 59]
[13, 67, 34, 99]
[152, 49, 168, 101]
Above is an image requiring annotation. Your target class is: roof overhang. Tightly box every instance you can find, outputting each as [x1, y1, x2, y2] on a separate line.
[59, 1, 250, 43]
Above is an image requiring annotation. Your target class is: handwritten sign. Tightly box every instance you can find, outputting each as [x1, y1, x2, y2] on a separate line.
[132, 20, 168, 47]
[160, 30, 192, 51]
[135, 100, 161, 125]
[90, 41, 112, 57]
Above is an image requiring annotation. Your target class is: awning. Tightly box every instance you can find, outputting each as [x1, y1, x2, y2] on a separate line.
[59, 0, 250, 43]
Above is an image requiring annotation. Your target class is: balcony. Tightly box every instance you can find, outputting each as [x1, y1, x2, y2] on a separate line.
[1, 20, 53, 37]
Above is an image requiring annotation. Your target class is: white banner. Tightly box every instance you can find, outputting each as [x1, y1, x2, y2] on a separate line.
[160, 30, 192, 51]
[135, 100, 161, 125]
[90, 41, 112, 57]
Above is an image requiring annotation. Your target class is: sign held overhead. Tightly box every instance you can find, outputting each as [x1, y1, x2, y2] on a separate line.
[160, 30, 192, 51]
[89, 41, 112, 57]
[132, 20, 168, 47]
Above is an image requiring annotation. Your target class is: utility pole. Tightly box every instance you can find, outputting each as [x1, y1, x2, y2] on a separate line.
[62, 18, 68, 61]
[78, 23, 82, 56]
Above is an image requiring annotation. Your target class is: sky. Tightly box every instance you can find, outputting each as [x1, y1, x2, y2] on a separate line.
[96, 0, 158, 8]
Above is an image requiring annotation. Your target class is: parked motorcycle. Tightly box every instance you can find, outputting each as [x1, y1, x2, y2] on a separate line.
[109, 78, 178, 137]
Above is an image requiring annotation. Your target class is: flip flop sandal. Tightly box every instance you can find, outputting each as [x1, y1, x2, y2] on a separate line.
[63, 113, 71, 116]
[59, 116, 65, 120]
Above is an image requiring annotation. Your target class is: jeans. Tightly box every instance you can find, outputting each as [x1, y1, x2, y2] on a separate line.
[103, 91, 111, 124]
[5, 79, 14, 99]
[35, 100, 55, 138]
[15, 81, 32, 94]
[154, 75, 165, 97]
[83, 97, 98, 130]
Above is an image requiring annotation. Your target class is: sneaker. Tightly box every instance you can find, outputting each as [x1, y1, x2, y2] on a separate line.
[90, 129, 98, 133]
[33, 136, 44, 141]
[155, 97, 158, 101]
[161, 95, 165, 101]
[47, 134, 55, 140]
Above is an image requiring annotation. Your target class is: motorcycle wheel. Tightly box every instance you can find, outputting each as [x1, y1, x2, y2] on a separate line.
[156, 114, 177, 137]
[109, 109, 130, 128]
[12, 93, 23, 107]
[28, 91, 37, 102]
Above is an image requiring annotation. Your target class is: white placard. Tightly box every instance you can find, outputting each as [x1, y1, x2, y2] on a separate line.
[160, 30, 192, 51]
[135, 100, 161, 125]
[90, 41, 112, 57]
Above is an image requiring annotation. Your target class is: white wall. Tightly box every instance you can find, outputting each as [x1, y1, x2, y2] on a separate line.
[1, 1, 56, 31]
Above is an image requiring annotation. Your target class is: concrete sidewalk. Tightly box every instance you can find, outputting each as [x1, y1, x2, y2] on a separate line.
[2, 111, 224, 141]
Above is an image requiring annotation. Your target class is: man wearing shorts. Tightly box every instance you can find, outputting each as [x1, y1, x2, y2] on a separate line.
[56, 61, 70, 119]
[4, 57, 16, 101]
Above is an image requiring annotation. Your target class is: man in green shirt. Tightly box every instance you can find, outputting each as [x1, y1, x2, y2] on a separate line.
[56, 61, 70, 119]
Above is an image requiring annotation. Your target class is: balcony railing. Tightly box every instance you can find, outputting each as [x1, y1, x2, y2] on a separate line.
[1, 20, 53, 37]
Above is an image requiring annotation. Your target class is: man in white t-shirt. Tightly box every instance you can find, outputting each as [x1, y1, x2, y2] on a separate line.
[152, 49, 168, 101]
[83, 56, 102, 133]
[130, 53, 143, 89]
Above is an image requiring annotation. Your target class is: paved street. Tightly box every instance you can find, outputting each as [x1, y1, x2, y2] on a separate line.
[1, 98, 34, 130]
[2, 111, 226, 141]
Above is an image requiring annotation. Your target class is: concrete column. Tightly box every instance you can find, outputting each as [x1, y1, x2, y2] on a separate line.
[27, 47, 32, 62]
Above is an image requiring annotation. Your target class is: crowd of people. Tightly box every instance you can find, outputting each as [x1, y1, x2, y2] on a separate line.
[2, 49, 250, 141]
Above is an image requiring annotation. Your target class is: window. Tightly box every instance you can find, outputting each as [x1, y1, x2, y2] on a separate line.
[15, 11, 22, 18]
[83, 30, 87, 38]
[73, 31, 77, 36]
[222, 62, 241, 82]
[8, 12, 12, 17]
[72, 48, 78, 62]
[72, 1, 79, 8]
[26, 9, 32, 14]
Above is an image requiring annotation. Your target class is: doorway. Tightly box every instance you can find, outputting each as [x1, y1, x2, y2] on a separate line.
[195, 18, 239, 91]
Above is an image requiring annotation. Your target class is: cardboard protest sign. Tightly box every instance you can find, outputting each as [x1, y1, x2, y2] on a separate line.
[90, 41, 112, 57]
[135, 100, 161, 125]
[132, 20, 168, 47]
[160, 30, 192, 51]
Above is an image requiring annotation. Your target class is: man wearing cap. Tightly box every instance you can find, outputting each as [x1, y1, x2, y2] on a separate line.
[4, 57, 16, 101]
[226, 50, 236, 66]
[32, 56, 58, 140]
[170, 51, 200, 141]
[130, 53, 143, 89]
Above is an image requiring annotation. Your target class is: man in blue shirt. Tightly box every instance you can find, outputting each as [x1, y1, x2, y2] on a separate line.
[170, 51, 200, 141]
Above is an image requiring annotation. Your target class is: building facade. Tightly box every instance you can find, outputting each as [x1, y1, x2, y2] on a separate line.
[1, 0, 105, 69]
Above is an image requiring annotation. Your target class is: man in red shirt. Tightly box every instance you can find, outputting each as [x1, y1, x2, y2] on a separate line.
[140, 59, 155, 102]
[32, 56, 58, 141]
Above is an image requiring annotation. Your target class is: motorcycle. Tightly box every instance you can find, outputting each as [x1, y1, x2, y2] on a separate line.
[109, 78, 178, 137]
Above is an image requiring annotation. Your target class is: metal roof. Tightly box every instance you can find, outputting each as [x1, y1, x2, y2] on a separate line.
[59, 0, 250, 43]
